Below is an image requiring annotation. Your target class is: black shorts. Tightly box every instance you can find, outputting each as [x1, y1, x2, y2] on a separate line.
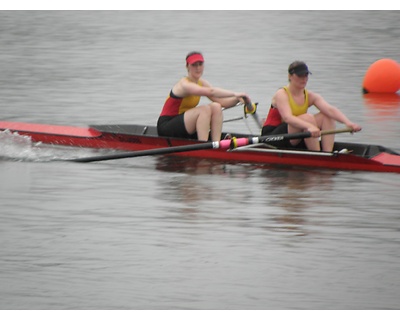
[157, 114, 198, 140]
[261, 123, 306, 149]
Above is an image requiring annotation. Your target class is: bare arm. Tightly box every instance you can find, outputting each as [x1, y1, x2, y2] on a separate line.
[175, 78, 249, 108]
[310, 92, 362, 132]
[274, 89, 319, 133]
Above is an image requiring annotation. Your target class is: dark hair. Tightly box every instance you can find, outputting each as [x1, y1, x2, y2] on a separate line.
[288, 60, 307, 74]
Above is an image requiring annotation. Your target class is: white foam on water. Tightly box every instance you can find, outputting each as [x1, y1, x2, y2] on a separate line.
[0, 129, 40, 161]
[0, 129, 108, 162]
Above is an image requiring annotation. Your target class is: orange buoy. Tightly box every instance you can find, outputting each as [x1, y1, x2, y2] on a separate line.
[362, 58, 400, 94]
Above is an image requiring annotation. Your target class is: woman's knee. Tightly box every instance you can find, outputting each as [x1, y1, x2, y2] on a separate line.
[315, 112, 335, 128]
[209, 102, 222, 115]
[326, 115, 335, 126]
[300, 113, 317, 125]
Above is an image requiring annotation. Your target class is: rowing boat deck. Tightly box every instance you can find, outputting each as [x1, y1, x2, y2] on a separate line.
[91, 124, 159, 136]
[0, 121, 102, 137]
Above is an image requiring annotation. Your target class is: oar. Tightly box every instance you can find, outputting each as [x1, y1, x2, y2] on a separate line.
[223, 116, 245, 123]
[69, 127, 352, 163]
[222, 102, 259, 125]
[222, 102, 246, 123]
[243, 98, 262, 129]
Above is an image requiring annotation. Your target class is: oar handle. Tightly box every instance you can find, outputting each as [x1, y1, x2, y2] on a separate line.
[321, 127, 354, 135]
[242, 96, 258, 115]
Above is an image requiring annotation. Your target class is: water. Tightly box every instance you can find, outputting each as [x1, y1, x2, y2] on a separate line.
[1, 11, 400, 310]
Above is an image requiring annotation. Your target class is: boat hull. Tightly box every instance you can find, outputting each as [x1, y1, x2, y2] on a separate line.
[1, 121, 400, 173]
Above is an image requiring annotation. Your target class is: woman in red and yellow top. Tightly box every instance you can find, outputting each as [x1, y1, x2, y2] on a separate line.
[261, 61, 362, 151]
[157, 51, 251, 142]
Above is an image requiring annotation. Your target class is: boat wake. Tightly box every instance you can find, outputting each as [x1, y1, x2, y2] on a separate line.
[0, 129, 104, 162]
[0, 129, 41, 161]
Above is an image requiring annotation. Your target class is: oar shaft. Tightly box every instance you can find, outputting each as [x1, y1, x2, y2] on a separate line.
[72, 141, 217, 163]
[69, 127, 352, 163]
[260, 127, 353, 143]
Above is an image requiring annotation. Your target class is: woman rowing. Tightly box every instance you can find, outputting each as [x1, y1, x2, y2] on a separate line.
[261, 61, 362, 151]
[157, 51, 251, 142]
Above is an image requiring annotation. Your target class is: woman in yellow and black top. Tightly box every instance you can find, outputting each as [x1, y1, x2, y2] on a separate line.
[261, 61, 362, 151]
[157, 51, 251, 142]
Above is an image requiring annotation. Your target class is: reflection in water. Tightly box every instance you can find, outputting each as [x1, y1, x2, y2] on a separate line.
[155, 155, 231, 176]
[362, 93, 400, 147]
[155, 156, 337, 237]
[260, 167, 336, 236]
[155, 156, 224, 217]
[155, 156, 254, 216]
[363, 93, 400, 119]
[261, 167, 336, 213]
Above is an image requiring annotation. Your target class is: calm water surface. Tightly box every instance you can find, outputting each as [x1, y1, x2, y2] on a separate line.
[1, 11, 400, 310]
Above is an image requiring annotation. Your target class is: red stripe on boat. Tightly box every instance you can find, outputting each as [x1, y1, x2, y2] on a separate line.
[0, 121, 102, 138]
[371, 152, 400, 166]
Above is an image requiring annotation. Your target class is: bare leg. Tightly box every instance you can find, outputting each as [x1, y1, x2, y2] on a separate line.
[184, 105, 212, 141]
[195, 106, 213, 141]
[209, 102, 223, 141]
[315, 113, 336, 152]
[183, 103, 223, 141]
[289, 113, 321, 151]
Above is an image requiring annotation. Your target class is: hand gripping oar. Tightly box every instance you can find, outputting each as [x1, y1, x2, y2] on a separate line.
[69, 127, 353, 163]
